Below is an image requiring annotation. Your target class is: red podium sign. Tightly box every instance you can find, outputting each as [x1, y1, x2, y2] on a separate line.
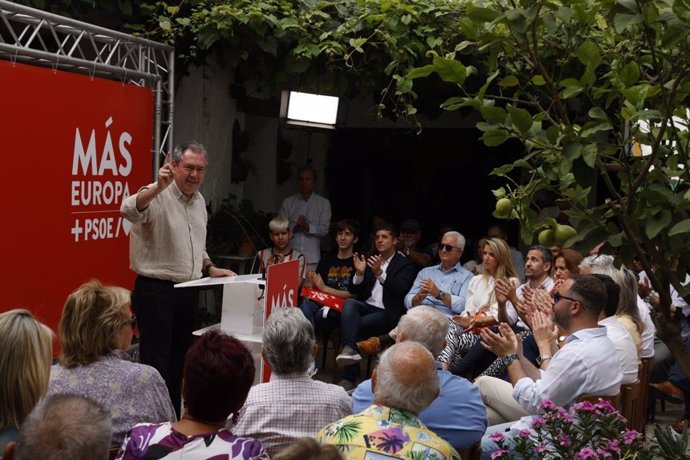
[0, 61, 153, 333]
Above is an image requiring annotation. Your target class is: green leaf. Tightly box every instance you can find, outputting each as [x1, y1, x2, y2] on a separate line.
[499, 75, 519, 87]
[406, 65, 435, 79]
[576, 40, 601, 67]
[483, 130, 509, 147]
[561, 86, 583, 99]
[620, 62, 640, 87]
[508, 106, 532, 134]
[468, 7, 499, 23]
[645, 210, 672, 239]
[614, 13, 643, 33]
[588, 107, 608, 120]
[431, 56, 467, 84]
[669, 219, 690, 237]
[480, 105, 507, 123]
[581, 143, 598, 168]
[617, 0, 640, 13]
[531, 75, 546, 86]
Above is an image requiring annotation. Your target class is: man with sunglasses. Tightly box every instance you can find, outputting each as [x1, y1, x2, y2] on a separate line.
[355, 231, 472, 357]
[477, 275, 622, 456]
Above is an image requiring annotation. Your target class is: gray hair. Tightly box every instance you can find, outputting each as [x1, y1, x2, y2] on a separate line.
[374, 342, 439, 415]
[15, 394, 112, 460]
[172, 140, 208, 162]
[262, 307, 315, 374]
[443, 231, 466, 250]
[397, 306, 449, 357]
[579, 254, 615, 273]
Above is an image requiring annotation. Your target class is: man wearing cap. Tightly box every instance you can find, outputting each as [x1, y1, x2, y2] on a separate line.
[400, 218, 433, 272]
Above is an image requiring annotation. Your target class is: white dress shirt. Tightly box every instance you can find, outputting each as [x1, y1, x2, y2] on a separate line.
[599, 316, 639, 384]
[512, 326, 622, 415]
[279, 192, 331, 264]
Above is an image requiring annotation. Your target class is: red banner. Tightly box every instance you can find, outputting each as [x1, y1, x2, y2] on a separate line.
[0, 61, 153, 334]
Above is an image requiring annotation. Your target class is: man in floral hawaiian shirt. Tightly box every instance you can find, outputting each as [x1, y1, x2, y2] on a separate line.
[317, 342, 460, 460]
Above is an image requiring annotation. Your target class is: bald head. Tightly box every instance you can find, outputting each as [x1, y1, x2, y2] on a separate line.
[373, 341, 439, 414]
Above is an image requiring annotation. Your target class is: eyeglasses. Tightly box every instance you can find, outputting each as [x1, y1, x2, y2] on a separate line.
[439, 244, 460, 252]
[553, 292, 578, 304]
[124, 315, 137, 328]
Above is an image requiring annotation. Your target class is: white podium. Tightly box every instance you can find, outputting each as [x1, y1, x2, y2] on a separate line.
[177, 259, 299, 385]
[177, 274, 266, 383]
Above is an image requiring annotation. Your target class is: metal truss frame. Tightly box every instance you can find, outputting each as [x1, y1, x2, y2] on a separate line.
[0, 0, 174, 172]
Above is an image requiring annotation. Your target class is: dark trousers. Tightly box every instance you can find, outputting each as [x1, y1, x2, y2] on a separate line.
[131, 275, 198, 418]
[340, 298, 394, 383]
[453, 326, 539, 379]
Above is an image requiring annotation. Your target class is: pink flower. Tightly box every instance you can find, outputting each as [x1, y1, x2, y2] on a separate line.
[623, 429, 641, 445]
[606, 439, 621, 453]
[518, 430, 531, 438]
[491, 448, 508, 460]
[558, 434, 571, 447]
[531, 417, 545, 428]
[541, 400, 556, 410]
[576, 447, 597, 459]
[535, 445, 546, 453]
[489, 431, 505, 443]
[573, 401, 595, 412]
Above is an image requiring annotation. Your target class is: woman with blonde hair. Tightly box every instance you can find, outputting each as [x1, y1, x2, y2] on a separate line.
[48, 280, 176, 447]
[439, 237, 520, 372]
[0, 309, 53, 454]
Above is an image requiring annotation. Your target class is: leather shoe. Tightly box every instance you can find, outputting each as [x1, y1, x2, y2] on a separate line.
[357, 337, 381, 356]
[651, 381, 685, 398]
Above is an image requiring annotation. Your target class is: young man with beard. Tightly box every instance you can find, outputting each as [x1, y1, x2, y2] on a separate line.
[476, 275, 622, 430]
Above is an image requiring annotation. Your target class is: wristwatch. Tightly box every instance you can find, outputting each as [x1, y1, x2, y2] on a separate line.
[537, 354, 552, 365]
[437, 291, 447, 301]
[505, 353, 519, 364]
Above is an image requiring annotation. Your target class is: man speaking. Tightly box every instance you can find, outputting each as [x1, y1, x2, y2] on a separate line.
[121, 141, 234, 416]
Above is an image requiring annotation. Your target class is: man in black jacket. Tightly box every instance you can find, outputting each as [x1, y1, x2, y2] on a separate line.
[335, 222, 416, 389]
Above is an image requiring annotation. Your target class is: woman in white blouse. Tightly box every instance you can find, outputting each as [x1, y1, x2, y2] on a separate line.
[439, 237, 519, 372]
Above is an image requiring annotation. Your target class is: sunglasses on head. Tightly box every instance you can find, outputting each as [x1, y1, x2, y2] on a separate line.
[553, 292, 578, 303]
[439, 243, 459, 252]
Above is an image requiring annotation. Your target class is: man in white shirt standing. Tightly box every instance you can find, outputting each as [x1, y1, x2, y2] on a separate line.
[279, 165, 331, 272]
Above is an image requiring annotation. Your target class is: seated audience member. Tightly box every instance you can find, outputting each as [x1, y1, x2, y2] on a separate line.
[8, 394, 111, 460]
[272, 438, 343, 460]
[463, 238, 487, 275]
[399, 218, 434, 270]
[617, 269, 645, 358]
[357, 230, 473, 355]
[0, 310, 53, 456]
[592, 274, 638, 384]
[477, 275, 622, 456]
[352, 306, 487, 449]
[117, 330, 267, 459]
[552, 248, 583, 288]
[580, 254, 655, 359]
[438, 237, 520, 372]
[300, 219, 358, 329]
[488, 224, 525, 282]
[334, 222, 416, 389]
[451, 245, 554, 380]
[48, 280, 176, 446]
[234, 307, 351, 456]
[257, 216, 307, 290]
[318, 342, 461, 459]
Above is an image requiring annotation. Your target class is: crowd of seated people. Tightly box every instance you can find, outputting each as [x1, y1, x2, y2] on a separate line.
[14, 213, 690, 460]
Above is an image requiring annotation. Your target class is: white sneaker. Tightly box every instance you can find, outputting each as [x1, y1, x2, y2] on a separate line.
[336, 346, 362, 366]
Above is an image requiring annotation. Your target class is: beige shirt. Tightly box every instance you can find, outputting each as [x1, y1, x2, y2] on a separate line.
[121, 181, 209, 282]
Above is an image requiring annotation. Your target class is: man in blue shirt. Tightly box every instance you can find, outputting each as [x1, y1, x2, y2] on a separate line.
[352, 306, 488, 450]
[356, 230, 473, 355]
[404, 230, 473, 315]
